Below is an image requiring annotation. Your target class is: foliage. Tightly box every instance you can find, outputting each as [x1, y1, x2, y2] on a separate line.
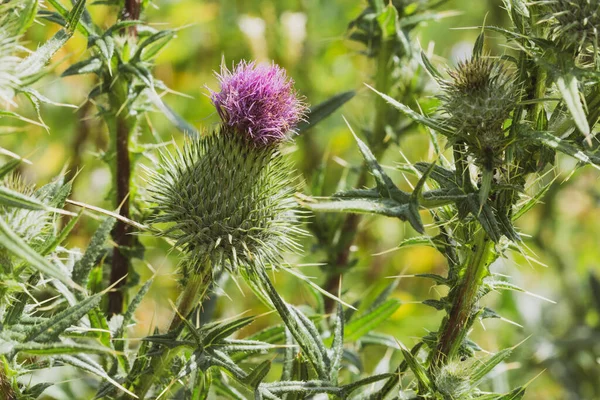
[1, 0, 599, 399]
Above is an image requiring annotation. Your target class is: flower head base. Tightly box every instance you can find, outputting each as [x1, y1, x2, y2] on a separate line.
[148, 128, 303, 276]
[544, 0, 599, 60]
[438, 57, 518, 163]
[210, 61, 307, 146]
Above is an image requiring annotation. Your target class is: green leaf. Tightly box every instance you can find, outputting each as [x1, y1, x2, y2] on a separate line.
[470, 348, 513, 386]
[18, 0, 87, 78]
[256, 268, 330, 381]
[72, 217, 116, 286]
[401, 346, 433, 391]
[526, 130, 600, 167]
[202, 316, 256, 345]
[555, 74, 590, 144]
[376, 4, 399, 39]
[420, 51, 442, 79]
[344, 299, 400, 342]
[134, 30, 176, 62]
[0, 159, 22, 180]
[0, 185, 49, 210]
[62, 57, 103, 77]
[367, 84, 454, 136]
[11, 342, 116, 357]
[297, 91, 355, 133]
[0, 218, 80, 289]
[242, 360, 271, 388]
[146, 89, 199, 138]
[58, 355, 136, 398]
[25, 292, 102, 342]
[473, 32, 485, 58]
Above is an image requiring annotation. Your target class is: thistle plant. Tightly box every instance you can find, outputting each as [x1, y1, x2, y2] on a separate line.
[147, 61, 306, 326]
[306, 0, 600, 398]
[2, 0, 600, 399]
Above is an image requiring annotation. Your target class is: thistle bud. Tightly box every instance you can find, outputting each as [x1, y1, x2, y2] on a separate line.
[544, 0, 600, 60]
[439, 57, 518, 164]
[149, 61, 306, 277]
[434, 360, 472, 399]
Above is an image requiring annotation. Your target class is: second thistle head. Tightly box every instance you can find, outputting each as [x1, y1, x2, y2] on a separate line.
[543, 0, 600, 61]
[149, 61, 306, 277]
[439, 56, 518, 164]
[210, 61, 307, 146]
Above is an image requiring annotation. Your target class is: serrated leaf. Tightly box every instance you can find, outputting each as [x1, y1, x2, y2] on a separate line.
[202, 316, 256, 345]
[243, 360, 271, 388]
[25, 292, 102, 342]
[72, 217, 115, 286]
[12, 342, 117, 356]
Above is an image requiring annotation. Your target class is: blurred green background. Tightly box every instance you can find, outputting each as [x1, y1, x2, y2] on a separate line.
[3, 0, 600, 398]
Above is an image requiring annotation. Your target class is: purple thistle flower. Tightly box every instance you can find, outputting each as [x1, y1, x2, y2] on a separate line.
[210, 61, 307, 146]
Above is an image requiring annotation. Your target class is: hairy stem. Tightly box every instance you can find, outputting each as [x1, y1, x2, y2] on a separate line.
[431, 229, 494, 368]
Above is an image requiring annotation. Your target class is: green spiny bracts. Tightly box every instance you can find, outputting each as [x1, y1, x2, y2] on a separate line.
[543, 0, 600, 61]
[148, 127, 303, 276]
[434, 360, 472, 399]
[439, 57, 519, 166]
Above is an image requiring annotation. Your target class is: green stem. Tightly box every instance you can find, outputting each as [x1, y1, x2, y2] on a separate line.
[431, 229, 494, 368]
[371, 38, 394, 155]
[134, 263, 212, 398]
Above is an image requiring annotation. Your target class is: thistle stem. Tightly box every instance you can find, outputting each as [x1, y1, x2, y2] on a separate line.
[135, 262, 212, 398]
[108, 111, 133, 315]
[431, 229, 494, 368]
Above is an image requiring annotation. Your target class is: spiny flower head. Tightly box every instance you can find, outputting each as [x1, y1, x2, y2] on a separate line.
[544, 0, 600, 59]
[210, 61, 307, 146]
[438, 57, 518, 161]
[147, 128, 303, 276]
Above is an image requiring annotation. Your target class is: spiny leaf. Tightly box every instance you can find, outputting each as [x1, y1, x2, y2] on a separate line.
[25, 292, 102, 342]
[470, 348, 513, 386]
[72, 217, 116, 286]
[17, 0, 87, 77]
[11, 342, 117, 357]
[0, 217, 80, 289]
[366, 84, 454, 136]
